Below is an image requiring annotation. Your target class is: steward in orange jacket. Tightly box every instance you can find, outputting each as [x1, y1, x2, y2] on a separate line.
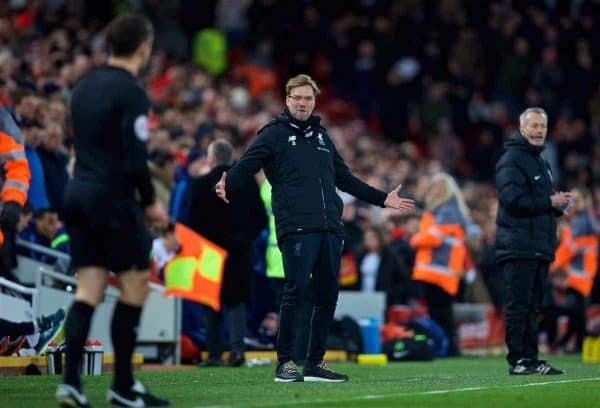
[0, 107, 30, 278]
[410, 198, 467, 296]
[410, 172, 473, 356]
[551, 209, 598, 297]
[548, 187, 598, 350]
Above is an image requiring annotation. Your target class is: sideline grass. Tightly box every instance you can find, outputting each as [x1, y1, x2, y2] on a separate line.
[1, 355, 599, 407]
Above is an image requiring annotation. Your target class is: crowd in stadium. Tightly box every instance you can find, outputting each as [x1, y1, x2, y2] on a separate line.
[1, 0, 600, 363]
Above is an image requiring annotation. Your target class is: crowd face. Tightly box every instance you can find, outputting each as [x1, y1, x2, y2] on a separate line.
[363, 228, 382, 253]
[43, 124, 64, 151]
[36, 211, 60, 241]
[285, 85, 315, 122]
[520, 112, 547, 146]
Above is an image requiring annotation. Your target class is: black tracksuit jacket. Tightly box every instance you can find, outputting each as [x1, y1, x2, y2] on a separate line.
[495, 131, 562, 264]
[226, 110, 387, 242]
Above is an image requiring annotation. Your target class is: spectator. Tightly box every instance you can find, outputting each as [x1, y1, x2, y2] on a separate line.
[151, 222, 179, 282]
[20, 117, 50, 211]
[350, 225, 410, 307]
[18, 208, 69, 267]
[37, 123, 69, 218]
[149, 151, 176, 212]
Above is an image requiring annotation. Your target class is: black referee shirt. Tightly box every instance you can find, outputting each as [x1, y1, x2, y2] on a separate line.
[70, 65, 154, 206]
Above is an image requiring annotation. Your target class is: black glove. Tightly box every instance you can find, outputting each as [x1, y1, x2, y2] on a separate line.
[0, 201, 22, 235]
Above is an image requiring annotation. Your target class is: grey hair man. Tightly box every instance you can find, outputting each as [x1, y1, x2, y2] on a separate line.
[495, 107, 570, 376]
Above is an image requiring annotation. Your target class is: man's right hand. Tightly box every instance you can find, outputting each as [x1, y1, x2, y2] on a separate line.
[215, 171, 229, 203]
[550, 191, 571, 210]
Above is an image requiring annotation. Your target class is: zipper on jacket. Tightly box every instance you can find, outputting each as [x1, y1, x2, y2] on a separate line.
[318, 177, 328, 226]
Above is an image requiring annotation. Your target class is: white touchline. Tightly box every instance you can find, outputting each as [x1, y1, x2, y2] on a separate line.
[192, 377, 600, 408]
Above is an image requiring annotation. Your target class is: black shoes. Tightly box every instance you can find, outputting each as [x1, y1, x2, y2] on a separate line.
[509, 358, 565, 375]
[106, 388, 144, 407]
[509, 358, 538, 375]
[303, 361, 349, 382]
[275, 361, 304, 382]
[532, 360, 565, 375]
[226, 351, 245, 367]
[107, 380, 170, 407]
[198, 351, 245, 367]
[130, 380, 170, 406]
[56, 384, 93, 408]
[198, 356, 222, 367]
[56, 380, 169, 407]
[275, 360, 349, 382]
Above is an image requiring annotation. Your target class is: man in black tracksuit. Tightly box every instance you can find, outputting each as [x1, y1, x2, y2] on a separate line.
[495, 107, 570, 376]
[187, 139, 267, 367]
[215, 74, 414, 382]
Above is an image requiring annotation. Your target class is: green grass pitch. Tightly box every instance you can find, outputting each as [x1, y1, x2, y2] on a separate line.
[2, 355, 599, 407]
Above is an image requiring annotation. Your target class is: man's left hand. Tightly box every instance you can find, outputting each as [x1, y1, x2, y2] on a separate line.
[384, 184, 415, 212]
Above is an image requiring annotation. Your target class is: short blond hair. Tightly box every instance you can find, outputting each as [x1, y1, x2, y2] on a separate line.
[285, 74, 321, 96]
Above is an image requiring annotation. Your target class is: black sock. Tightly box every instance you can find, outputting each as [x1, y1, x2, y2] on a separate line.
[63, 301, 95, 389]
[111, 301, 142, 393]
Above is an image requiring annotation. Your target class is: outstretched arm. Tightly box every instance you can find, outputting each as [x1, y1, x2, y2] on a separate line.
[215, 130, 274, 203]
[333, 144, 414, 212]
[383, 183, 415, 213]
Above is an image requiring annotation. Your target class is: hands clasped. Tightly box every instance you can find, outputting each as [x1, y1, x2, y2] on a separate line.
[550, 191, 572, 213]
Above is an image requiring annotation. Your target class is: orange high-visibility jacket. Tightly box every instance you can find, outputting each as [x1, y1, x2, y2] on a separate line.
[551, 210, 598, 297]
[0, 108, 30, 245]
[410, 199, 467, 296]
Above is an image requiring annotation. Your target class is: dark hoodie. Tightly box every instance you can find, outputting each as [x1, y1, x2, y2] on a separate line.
[495, 131, 561, 263]
[226, 109, 387, 242]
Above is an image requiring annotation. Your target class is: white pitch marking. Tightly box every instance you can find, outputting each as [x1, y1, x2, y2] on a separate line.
[192, 377, 600, 408]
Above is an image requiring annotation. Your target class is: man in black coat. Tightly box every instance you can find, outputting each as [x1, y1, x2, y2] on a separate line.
[215, 74, 414, 382]
[495, 107, 571, 375]
[187, 138, 267, 367]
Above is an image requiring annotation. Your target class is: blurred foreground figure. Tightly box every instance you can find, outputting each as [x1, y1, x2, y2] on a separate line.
[56, 14, 169, 408]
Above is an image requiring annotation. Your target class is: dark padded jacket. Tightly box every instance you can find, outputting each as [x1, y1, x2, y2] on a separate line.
[495, 131, 562, 263]
[226, 110, 387, 242]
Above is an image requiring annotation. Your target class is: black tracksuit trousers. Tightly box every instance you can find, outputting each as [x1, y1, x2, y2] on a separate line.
[276, 232, 342, 364]
[503, 259, 549, 365]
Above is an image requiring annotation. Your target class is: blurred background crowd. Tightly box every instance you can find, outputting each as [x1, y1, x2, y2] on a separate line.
[2, 0, 600, 359]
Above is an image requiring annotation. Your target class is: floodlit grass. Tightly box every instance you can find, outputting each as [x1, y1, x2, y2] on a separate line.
[2, 355, 599, 407]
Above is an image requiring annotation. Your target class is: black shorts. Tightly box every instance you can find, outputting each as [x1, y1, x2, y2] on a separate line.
[63, 179, 151, 272]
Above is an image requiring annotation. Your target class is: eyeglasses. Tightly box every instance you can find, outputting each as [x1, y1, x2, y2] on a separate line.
[287, 95, 315, 102]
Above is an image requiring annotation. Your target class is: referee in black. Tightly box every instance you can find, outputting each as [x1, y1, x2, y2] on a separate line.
[216, 74, 414, 382]
[56, 15, 169, 407]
